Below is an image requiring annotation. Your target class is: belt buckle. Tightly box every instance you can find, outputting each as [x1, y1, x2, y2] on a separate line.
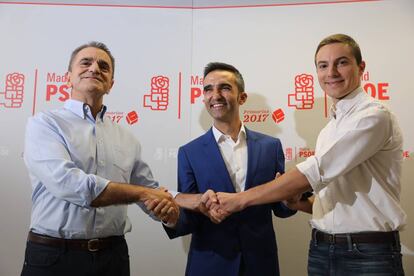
[87, 239, 100, 252]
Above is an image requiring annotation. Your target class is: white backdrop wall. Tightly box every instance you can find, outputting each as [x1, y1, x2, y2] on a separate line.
[0, 0, 413, 275]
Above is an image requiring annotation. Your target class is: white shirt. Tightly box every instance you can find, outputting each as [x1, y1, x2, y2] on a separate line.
[212, 124, 248, 192]
[297, 87, 406, 234]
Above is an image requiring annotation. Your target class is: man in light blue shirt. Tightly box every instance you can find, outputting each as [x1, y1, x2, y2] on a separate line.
[21, 41, 179, 276]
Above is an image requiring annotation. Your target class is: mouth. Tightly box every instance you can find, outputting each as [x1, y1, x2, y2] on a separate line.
[82, 75, 103, 82]
[325, 79, 344, 86]
[210, 103, 226, 109]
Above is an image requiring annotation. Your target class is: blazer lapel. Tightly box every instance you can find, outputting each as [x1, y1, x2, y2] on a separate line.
[245, 128, 261, 190]
[201, 129, 236, 193]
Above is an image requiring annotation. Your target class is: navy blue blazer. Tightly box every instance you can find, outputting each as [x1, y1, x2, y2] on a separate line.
[165, 128, 296, 276]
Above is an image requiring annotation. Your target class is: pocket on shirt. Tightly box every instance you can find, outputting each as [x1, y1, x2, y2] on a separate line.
[112, 146, 136, 183]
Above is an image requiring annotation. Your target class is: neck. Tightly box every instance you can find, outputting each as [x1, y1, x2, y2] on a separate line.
[214, 119, 242, 141]
[71, 90, 104, 119]
[332, 85, 361, 104]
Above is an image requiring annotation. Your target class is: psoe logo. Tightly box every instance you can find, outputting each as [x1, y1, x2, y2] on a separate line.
[288, 74, 314, 110]
[143, 76, 169, 110]
[0, 72, 25, 108]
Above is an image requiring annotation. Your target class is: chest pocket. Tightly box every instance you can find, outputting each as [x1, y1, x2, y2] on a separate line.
[112, 145, 135, 182]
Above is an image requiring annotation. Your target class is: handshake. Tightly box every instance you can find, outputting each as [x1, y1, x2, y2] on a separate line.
[142, 187, 180, 226]
[181, 189, 254, 224]
[195, 189, 243, 224]
[142, 187, 247, 226]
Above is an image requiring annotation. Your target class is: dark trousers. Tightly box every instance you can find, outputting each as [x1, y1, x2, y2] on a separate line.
[21, 239, 130, 276]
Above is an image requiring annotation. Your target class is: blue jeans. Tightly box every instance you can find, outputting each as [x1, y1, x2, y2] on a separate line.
[308, 237, 404, 276]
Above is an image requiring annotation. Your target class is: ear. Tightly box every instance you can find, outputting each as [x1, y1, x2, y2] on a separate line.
[238, 92, 248, 105]
[106, 79, 115, 94]
[67, 71, 73, 88]
[358, 61, 366, 76]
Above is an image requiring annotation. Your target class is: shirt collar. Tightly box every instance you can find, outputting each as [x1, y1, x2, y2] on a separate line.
[331, 86, 365, 118]
[64, 99, 107, 121]
[212, 123, 246, 143]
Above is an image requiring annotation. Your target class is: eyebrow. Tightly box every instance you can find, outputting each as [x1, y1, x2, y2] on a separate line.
[203, 83, 232, 90]
[203, 84, 212, 91]
[79, 57, 93, 63]
[317, 55, 351, 65]
[79, 57, 111, 69]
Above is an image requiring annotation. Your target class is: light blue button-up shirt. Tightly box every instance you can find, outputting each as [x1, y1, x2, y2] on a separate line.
[24, 99, 159, 239]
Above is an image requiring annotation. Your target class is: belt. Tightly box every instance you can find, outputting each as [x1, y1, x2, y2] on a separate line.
[28, 231, 125, 252]
[311, 228, 399, 245]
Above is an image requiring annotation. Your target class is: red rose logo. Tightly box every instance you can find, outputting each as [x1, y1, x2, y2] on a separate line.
[6, 73, 25, 87]
[295, 74, 313, 89]
[151, 76, 169, 89]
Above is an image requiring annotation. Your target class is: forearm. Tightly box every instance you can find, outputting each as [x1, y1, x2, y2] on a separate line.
[91, 182, 156, 207]
[243, 167, 311, 209]
[175, 193, 202, 211]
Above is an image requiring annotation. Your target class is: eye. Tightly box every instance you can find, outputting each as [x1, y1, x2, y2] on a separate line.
[80, 60, 91, 67]
[203, 86, 212, 94]
[317, 63, 328, 70]
[220, 85, 232, 92]
[338, 59, 349, 67]
[98, 61, 111, 72]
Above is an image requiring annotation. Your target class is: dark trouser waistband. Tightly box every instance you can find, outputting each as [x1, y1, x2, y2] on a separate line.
[27, 231, 125, 252]
[311, 228, 400, 245]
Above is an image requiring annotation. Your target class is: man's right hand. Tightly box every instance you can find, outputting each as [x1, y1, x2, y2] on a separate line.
[141, 186, 173, 202]
[143, 187, 180, 225]
[199, 189, 230, 224]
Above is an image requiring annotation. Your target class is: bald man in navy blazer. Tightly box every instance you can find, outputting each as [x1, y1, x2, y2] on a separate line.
[164, 62, 296, 276]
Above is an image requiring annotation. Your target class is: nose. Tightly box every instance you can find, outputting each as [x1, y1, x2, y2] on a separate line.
[88, 61, 100, 73]
[327, 64, 339, 77]
[211, 86, 222, 98]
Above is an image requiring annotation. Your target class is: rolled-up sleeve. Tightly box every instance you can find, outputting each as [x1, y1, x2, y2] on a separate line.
[297, 108, 391, 193]
[24, 116, 109, 208]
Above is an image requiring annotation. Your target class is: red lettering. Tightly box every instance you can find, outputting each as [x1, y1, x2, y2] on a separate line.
[191, 75, 203, 86]
[377, 83, 389, 100]
[299, 150, 315, 158]
[363, 83, 376, 97]
[363, 82, 390, 100]
[58, 84, 70, 102]
[46, 73, 56, 82]
[46, 84, 58, 101]
[46, 84, 70, 102]
[191, 87, 202, 104]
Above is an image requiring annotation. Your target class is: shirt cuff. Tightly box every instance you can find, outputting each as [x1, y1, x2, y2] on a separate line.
[168, 190, 179, 199]
[162, 220, 177, 228]
[94, 176, 111, 197]
[296, 156, 325, 193]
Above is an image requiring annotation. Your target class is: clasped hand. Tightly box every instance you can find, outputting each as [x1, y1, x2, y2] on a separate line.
[198, 189, 244, 224]
[143, 187, 180, 226]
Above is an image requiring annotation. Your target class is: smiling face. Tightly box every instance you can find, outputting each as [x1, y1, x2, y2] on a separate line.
[68, 47, 114, 101]
[316, 43, 365, 103]
[203, 70, 247, 125]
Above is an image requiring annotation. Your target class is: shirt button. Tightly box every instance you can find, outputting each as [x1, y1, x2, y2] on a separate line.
[99, 160, 105, 166]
